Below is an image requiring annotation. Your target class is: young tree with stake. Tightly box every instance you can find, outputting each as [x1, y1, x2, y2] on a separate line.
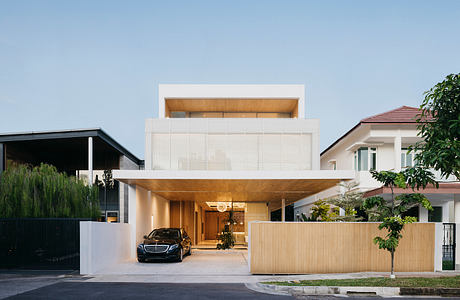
[363, 167, 437, 278]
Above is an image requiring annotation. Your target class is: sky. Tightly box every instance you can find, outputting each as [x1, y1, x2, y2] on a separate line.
[1, 0, 459, 159]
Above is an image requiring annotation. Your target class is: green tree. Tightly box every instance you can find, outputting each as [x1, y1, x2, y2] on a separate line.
[327, 182, 365, 222]
[0, 163, 100, 218]
[409, 73, 460, 181]
[308, 199, 338, 221]
[363, 167, 437, 278]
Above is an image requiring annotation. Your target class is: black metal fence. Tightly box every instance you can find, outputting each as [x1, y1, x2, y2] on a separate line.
[0, 218, 91, 270]
[442, 223, 456, 270]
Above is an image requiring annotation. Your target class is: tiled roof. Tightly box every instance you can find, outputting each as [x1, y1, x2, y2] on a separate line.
[361, 106, 422, 123]
[321, 105, 430, 156]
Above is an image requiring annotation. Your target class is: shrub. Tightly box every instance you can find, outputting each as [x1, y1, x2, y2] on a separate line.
[0, 163, 100, 218]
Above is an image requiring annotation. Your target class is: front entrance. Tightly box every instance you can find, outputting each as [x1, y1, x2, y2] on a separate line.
[169, 201, 265, 249]
[204, 211, 244, 240]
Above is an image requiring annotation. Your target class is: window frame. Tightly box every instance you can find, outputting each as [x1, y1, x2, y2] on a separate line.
[354, 147, 377, 171]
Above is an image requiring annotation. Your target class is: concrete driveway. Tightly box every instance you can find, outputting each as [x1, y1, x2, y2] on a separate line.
[94, 249, 249, 276]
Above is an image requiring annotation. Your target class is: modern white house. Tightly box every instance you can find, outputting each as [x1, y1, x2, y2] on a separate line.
[294, 106, 460, 224]
[113, 84, 355, 254]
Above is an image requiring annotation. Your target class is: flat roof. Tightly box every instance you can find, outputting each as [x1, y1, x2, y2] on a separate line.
[0, 128, 142, 165]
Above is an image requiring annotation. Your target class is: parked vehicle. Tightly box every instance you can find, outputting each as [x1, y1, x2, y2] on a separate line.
[137, 228, 192, 262]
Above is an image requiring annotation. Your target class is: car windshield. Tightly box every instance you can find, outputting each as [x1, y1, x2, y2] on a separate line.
[148, 229, 180, 239]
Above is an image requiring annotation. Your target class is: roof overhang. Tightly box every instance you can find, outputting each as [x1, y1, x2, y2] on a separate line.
[113, 170, 355, 210]
[364, 182, 460, 198]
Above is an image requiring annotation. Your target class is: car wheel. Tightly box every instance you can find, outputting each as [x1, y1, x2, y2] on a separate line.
[187, 247, 192, 256]
[177, 248, 183, 262]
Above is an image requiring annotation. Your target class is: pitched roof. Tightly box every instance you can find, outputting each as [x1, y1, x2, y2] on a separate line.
[361, 105, 421, 123]
[321, 106, 426, 156]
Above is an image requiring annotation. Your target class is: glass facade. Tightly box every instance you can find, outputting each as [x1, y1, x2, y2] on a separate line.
[151, 132, 312, 170]
[170, 111, 292, 118]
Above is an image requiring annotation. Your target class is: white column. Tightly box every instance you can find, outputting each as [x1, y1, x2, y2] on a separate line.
[88, 137, 93, 186]
[419, 205, 429, 222]
[394, 134, 402, 172]
[454, 194, 460, 223]
[281, 198, 286, 222]
[128, 184, 137, 259]
[454, 194, 460, 270]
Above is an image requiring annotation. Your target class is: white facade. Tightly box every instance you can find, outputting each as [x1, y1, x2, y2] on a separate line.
[294, 118, 459, 224]
[113, 84, 355, 260]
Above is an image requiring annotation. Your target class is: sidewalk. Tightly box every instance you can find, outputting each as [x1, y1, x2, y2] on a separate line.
[84, 271, 460, 284]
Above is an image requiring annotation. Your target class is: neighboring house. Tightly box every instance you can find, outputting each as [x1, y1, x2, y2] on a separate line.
[0, 128, 143, 222]
[114, 84, 354, 249]
[294, 106, 460, 223]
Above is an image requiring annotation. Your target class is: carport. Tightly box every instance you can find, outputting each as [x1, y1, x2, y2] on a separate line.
[80, 169, 354, 275]
[113, 169, 355, 259]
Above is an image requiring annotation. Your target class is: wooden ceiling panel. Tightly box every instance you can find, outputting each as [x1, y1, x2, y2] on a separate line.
[124, 178, 341, 207]
[165, 98, 299, 114]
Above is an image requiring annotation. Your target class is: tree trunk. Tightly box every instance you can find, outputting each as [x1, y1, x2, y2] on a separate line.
[390, 250, 395, 279]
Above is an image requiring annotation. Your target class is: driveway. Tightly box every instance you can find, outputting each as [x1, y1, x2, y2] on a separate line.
[94, 249, 249, 276]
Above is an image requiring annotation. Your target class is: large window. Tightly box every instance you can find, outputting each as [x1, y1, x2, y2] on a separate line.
[401, 148, 417, 168]
[354, 147, 376, 171]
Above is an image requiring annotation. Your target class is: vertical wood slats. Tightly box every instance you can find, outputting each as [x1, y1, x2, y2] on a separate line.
[250, 222, 435, 274]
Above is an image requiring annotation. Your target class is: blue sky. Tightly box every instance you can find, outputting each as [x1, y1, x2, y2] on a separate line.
[1, 0, 459, 158]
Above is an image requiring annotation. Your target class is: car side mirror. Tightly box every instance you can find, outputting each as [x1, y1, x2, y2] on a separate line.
[143, 235, 148, 239]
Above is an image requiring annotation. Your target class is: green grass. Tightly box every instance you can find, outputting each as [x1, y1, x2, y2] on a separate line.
[263, 276, 460, 288]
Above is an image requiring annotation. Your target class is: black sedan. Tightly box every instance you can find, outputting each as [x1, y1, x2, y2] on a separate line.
[137, 228, 192, 262]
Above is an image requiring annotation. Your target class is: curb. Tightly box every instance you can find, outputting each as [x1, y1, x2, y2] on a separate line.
[256, 283, 399, 296]
[257, 283, 460, 297]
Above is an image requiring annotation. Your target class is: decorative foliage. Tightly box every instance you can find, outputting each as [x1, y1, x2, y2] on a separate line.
[363, 167, 436, 278]
[409, 73, 460, 181]
[0, 163, 100, 218]
[327, 182, 365, 222]
[307, 200, 338, 221]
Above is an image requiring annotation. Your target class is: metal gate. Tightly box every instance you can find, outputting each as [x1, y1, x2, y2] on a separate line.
[0, 218, 91, 270]
[442, 223, 456, 270]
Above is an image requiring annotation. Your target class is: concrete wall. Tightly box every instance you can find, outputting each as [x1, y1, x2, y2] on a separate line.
[80, 222, 131, 275]
[152, 193, 170, 229]
[127, 185, 171, 258]
[158, 84, 306, 119]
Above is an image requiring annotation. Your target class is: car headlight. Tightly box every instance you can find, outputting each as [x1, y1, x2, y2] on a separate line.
[168, 244, 179, 251]
[137, 244, 144, 250]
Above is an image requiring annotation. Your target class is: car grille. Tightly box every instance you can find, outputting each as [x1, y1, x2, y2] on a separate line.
[144, 245, 169, 253]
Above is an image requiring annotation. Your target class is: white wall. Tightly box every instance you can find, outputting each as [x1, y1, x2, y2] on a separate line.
[136, 186, 153, 246]
[127, 185, 171, 255]
[80, 222, 131, 275]
[158, 84, 306, 119]
[152, 193, 170, 229]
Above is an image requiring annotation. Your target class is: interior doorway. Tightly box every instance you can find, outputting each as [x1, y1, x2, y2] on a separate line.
[204, 211, 245, 243]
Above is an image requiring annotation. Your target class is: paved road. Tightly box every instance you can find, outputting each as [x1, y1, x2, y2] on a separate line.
[5, 282, 460, 300]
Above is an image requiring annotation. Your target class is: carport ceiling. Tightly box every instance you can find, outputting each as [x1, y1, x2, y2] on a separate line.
[121, 178, 342, 207]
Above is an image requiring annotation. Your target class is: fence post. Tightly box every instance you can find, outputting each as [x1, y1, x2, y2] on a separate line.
[434, 223, 443, 272]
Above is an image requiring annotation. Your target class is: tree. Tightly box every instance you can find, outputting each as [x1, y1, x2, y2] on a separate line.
[409, 73, 460, 181]
[363, 167, 437, 278]
[304, 200, 338, 221]
[0, 163, 100, 218]
[327, 182, 365, 222]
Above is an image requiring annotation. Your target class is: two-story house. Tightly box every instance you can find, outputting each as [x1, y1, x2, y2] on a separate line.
[294, 106, 460, 224]
[113, 84, 354, 252]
